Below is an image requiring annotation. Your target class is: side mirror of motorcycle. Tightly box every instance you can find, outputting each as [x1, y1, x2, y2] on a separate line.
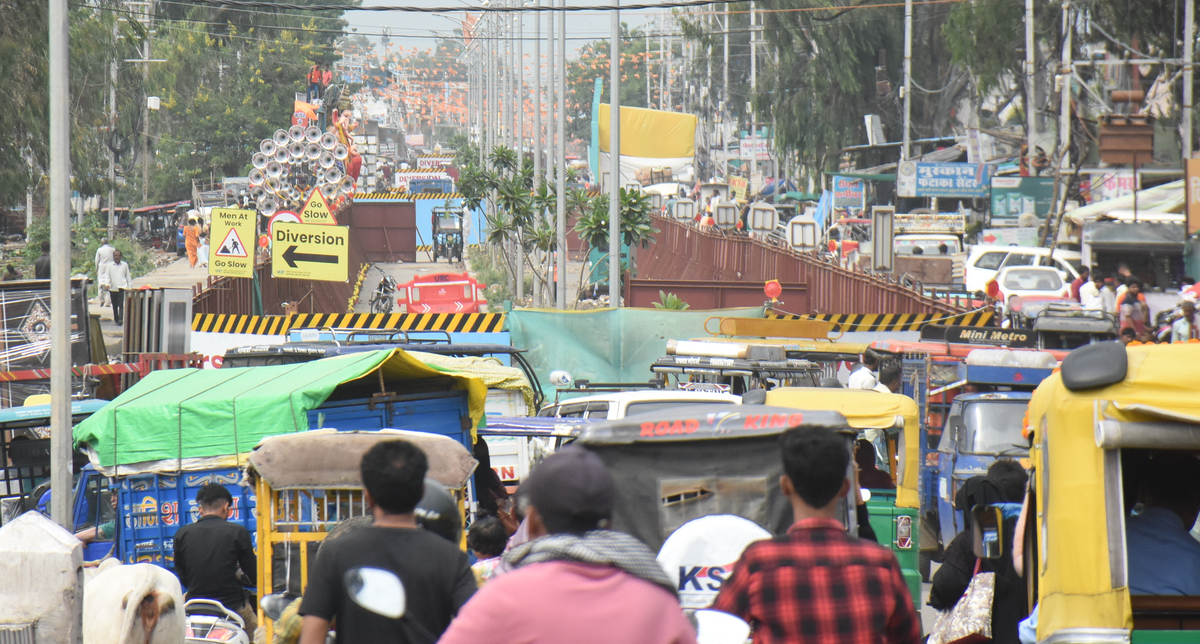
[260, 593, 297, 621]
[691, 609, 751, 644]
[344, 567, 406, 619]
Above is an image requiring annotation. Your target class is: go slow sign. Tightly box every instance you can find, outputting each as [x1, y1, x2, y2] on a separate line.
[271, 222, 349, 282]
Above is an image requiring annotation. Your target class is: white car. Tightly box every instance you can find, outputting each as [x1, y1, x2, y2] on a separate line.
[536, 390, 740, 420]
[965, 245, 1083, 294]
[995, 266, 1072, 305]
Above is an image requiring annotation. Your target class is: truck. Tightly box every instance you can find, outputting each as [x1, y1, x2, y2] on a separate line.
[891, 212, 967, 289]
[53, 349, 489, 567]
[869, 337, 1056, 579]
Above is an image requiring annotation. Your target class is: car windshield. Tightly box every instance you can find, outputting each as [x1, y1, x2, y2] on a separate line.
[1002, 268, 1063, 291]
[961, 401, 1028, 455]
[624, 400, 729, 417]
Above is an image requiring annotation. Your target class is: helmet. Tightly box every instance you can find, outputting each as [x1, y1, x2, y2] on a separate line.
[415, 478, 461, 544]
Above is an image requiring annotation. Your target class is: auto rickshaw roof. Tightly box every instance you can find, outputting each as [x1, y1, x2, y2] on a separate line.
[762, 388, 916, 430]
[763, 387, 921, 510]
[480, 416, 597, 438]
[689, 338, 869, 361]
[0, 399, 108, 427]
[246, 429, 477, 490]
[576, 404, 850, 445]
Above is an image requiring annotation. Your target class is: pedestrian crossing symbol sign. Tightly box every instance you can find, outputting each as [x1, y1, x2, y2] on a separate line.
[216, 227, 248, 258]
[208, 207, 257, 278]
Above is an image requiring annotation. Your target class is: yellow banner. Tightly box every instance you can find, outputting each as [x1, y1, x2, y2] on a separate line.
[598, 104, 696, 159]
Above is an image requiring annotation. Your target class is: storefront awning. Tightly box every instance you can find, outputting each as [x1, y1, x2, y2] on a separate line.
[1082, 220, 1186, 251]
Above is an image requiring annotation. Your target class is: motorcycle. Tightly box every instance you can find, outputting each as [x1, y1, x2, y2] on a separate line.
[369, 273, 398, 314]
[184, 599, 250, 644]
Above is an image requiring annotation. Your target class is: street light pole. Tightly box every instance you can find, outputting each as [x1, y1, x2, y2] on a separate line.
[609, 0, 621, 306]
[556, 0, 567, 309]
[1184, 0, 1195, 159]
[534, 0, 542, 185]
[901, 0, 912, 162]
[1025, 0, 1036, 166]
[49, 0, 72, 530]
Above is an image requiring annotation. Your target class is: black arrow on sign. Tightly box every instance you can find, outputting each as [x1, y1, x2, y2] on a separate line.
[282, 245, 339, 268]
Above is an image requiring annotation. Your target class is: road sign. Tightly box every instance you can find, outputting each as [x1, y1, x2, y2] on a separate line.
[208, 207, 257, 278]
[271, 223, 349, 282]
[300, 188, 337, 225]
[267, 211, 302, 239]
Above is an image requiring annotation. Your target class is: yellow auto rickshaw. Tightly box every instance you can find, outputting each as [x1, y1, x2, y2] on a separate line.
[1025, 343, 1200, 644]
[247, 429, 477, 641]
[761, 387, 922, 612]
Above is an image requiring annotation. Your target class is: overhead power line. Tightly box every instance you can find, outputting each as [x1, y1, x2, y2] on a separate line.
[181, 0, 972, 15]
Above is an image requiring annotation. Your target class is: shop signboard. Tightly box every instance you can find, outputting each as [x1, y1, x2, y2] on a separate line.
[989, 176, 1055, 224]
[897, 162, 991, 199]
[832, 176, 863, 208]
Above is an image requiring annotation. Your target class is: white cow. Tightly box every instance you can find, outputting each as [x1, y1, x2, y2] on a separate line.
[83, 561, 185, 644]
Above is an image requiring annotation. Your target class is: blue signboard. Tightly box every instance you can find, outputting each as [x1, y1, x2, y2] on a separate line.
[896, 162, 991, 199]
[832, 176, 864, 208]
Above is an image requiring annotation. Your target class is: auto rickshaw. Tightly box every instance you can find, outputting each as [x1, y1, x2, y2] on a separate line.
[1024, 343, 1200, 643]
[575, 404, 859, 609]
[431, 206, 463, 263]
[248, 428, 477, 641]
[761, 387, 922, 614]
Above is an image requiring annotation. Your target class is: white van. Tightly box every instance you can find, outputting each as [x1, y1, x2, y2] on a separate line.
[965, 245, 1083, 294]
[536, 390, 740, 420]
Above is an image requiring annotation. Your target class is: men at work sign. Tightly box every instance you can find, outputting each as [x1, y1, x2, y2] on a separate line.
[208, 208, 257, 278]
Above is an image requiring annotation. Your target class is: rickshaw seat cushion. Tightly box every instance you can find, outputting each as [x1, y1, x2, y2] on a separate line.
[1061, 342, 1127, 392]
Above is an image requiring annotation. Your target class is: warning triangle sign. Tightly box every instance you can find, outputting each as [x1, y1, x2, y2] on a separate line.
[301, 188, 336, 225]
[215, 227, 248, 258]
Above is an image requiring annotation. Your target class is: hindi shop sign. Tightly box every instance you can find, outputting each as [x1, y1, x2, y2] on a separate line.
[897, 162, 991, 199]
[832, 176, 864, 208]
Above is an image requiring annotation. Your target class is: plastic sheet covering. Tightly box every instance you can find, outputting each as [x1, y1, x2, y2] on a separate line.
[0, 279, 92, 406]
[597, 104, 697, 159]
[410, 351, 535, 416]
[504, 307, 763, 399]
[72, 349, 488, 474]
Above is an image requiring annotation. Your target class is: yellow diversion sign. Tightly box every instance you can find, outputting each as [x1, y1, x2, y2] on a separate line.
[271, 223, 349, 282]
[208, 208, 256, 278]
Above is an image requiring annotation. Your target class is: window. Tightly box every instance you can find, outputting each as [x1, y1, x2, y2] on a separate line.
[1000, 253, 1036, 268]
[556, 404, 587, 418]
[974, 252, 1008, 271]
[625, 400, 729, 417]
[584, 402, 610, 419]
[1002, 268, 1063, 291]
[960, 401, 1028, 455]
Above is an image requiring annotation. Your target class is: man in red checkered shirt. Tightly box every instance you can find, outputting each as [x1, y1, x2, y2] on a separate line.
[712, 426, 921, 644]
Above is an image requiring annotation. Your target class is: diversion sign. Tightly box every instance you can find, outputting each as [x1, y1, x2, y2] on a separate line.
[271, 223, 349, 282]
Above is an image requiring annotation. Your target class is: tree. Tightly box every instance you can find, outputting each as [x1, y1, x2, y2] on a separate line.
[563, 23, 659, 144]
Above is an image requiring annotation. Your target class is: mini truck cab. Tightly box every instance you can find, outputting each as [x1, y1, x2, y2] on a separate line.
[576, 405, 859, 609]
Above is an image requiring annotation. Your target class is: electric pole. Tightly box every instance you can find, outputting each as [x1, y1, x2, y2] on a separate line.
[609, 0, 621, 306]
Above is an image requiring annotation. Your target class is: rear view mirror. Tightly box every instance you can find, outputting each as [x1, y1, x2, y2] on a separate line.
[1061, 341, 1126, 391]
[344, 567, 406, 619]
[260, 593, 296, 621]
[942, 418, 964, 452]
[972, 504, 1005, 559]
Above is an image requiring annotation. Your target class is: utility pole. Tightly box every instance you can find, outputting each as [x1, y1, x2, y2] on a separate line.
[660, 25, 666, 110]
[141, 0, 154, 204]
[534, 0, 542, 184]
[722, 8, 729, 174]
[109, 17, 118, 231]
[749, 0, 756, 198]
[609, 0, 621, 306]
[901, 0, 912, 162]
[1185, 0, 1195, 159]
[1025, 0, 1036, 165]
[646, 32, 651, 107]
[1059, 0, 1072, 170]
[518, 6, 524, 156]
[548, 2, 556, 182]
[556, 0, 567, 309]
[49, 0, 72, 530]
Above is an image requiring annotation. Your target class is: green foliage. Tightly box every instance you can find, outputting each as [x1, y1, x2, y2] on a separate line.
[571, 187, 657, 252]
[22, 212, 154, 285]
[563, 23, 662, 142]
[653, 291, 690, 310]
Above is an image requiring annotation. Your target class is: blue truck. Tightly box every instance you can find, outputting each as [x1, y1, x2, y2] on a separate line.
[16, 350, 486, 568]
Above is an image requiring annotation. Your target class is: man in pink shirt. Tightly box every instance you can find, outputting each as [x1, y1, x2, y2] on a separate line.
[438, 446, 696, 644]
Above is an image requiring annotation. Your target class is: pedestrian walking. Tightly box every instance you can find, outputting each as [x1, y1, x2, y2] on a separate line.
[197, 234, 209, 268]
[438, 445, 697, 644]
[33, 241, 51, 279]
[94, 238, 115, 306]
[185, 215, 201, 268]
[298, 440, 476, 644]
[106, 250, 133, 326]
[712, 426, 921, 644]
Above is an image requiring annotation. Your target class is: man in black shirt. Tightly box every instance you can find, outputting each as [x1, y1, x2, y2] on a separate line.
[33, 241, 51, 280]
[299, 440, 476, 644]
[174, 483, 257, 632]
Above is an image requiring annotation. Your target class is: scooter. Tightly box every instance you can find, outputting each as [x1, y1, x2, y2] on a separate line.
[184, 599, 250, 644]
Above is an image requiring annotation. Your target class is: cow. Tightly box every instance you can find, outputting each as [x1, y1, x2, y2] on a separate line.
[83, 561, 185, 644]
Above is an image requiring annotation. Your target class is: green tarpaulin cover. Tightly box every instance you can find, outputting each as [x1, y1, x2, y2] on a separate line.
[74, 349, 487, 471]
[505, 307, 764, 397]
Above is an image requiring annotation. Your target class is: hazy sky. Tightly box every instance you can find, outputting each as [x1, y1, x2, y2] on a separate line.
[342, 0, 666, 58]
